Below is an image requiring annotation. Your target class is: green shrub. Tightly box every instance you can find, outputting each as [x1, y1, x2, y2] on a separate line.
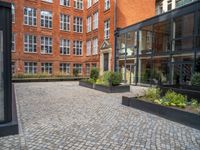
[145, 88, 161, 100]
[90, 68, 99, 82]
[111, 72, 122, 86]
[73, 68, 79, 77]
[163, 90, 187, 108]
[191, 73, 200, 86]
[190, 99, 199, 108]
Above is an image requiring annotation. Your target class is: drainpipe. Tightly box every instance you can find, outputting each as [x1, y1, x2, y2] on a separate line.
[114, 0, 117, 72]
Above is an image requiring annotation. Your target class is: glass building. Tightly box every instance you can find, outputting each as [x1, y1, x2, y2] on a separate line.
[115, 1, 200, 86]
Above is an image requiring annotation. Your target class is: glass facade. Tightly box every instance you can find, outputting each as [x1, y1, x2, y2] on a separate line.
[116, 3, 200, 86]
[0, 31, 4, 121]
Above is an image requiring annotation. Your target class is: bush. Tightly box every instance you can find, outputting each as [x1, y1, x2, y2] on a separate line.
[191, 73, 200, 86]
[111, 72, 122, 86]
[145, 88, 161, 100]
[100, 71, 122, 86]
[163, 90, 187, 108]
[90, 68, 99, 82]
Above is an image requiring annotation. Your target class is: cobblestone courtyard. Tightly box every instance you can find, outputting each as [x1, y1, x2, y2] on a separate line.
[0, 82, 200, 150]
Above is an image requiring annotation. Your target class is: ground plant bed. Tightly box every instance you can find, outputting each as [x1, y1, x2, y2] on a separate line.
[160, 85, 200, 102]
[79, 81, 130, 93]
[122, 96, 200, 130]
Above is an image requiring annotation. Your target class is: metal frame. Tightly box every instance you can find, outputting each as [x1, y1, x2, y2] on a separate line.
[0, 1, 12, 124]
[115, 1, 200, 86]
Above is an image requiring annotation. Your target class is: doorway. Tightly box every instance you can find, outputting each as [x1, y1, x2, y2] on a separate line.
[103, 53, 109, 72]
[126, 64, 135, 85]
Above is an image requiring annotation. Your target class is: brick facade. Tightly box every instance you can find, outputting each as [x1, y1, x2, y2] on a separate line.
[3, 0, 155, 76]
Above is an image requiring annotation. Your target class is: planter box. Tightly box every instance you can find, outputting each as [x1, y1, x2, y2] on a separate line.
[79, 80, 94, 89]
[79, 81, 130, 93]
[160, 86, 200, 102]
[122, 96, 200, 130]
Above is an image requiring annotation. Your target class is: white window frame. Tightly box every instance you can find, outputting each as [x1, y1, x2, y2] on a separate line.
[86, 64, 90, 75]
[12, 33, 16, 52]
[73, 40, 82, 55]
[60, 63, 70, 75]
[42, 0, 53, 3]
[41, 10, 52, 28]
[105, 0, 110, 10]
[86, 40, 91, 56]
[104, 19, 110, 39]
[24, 34, 37, 53]
[93, 11, 98, 30]
[87, 0, 92, 8]
[93, 0, 98, 4]
[92, 38, 98, 55]
[24, 7, 37, 26]
[41, 36, 52, 54]
[60, 0, 70, 7]
[60, 39, 70, 55]
[24, 62, 37, 74]
[87, 16, 92, 33]
[73, 16, 83, 33]
[60, 14, 70, 31]
[41, 63, 52, 74]
[12, 4, 15, 23]
[74, 0, 83, 10]
[73, 64, 82, 74]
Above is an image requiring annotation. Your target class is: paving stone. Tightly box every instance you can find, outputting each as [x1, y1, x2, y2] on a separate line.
[0, 82, 199, 150]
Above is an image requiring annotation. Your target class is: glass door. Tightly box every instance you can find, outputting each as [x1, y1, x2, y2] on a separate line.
[126, 64, 135, 85]
[0, 30, 4, 122]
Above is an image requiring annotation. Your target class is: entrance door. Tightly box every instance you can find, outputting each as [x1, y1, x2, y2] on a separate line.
[126, 64, 135, 85]
[172, 62, 193, 85]
[0, 31, 4, 121]
[104, 53, 109, 71]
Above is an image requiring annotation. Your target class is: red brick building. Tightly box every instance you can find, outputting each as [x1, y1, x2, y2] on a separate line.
[3, 0, 155, 76]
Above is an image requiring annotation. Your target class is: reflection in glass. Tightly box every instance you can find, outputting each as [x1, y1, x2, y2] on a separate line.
[0, 31, 4, 122]
[139, 26, 153, 55]
[175, 13, 194, 38]
[153, 21, 171, 54]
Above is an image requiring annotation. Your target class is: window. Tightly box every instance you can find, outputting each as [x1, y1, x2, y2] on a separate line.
[41, 63, 52, 74]
[73, 17, 83, 32]
[93, 12, 98, 30]
[60, 0, 70, 6]
[73, 64, 82, 74]
[41, 11, 52, 28]
[42, 0, 52, 3]
[12, 33, 16, 52]
[86, 41, 91, 56]
[93, 38, 98, 55]
[74, 0, 83, 9]
[104, 20, 110, 39]
[24, 34, 37, 53]
[92, 63, 96, 68]
[60, 39, 70, 55]
[60, 63, 70, 74]
[60, 14, 70, 31]
[41, 36, 52, 54]
[105, 0, 110, 10]
[12, 4, 15, 23]
[24, 7, 37, 26]
[24, 62, 37, 74]
[73, 41, 82, 55]
[87, 0, 92, 8]
[86, 64, 90, 75]
[167, 0, 172, 11]
[87, 16, 91, 32]
[93, 0, 98, 4]
[12, 62, 16, 75]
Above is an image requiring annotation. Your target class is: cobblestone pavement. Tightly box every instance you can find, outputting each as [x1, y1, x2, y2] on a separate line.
[0, 82, 200, 150]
